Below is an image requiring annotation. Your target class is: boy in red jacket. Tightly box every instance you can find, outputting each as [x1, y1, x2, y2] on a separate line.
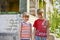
[33, 9, 49, 40]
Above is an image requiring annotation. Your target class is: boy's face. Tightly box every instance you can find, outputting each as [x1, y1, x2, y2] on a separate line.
[23, 16, 29, 22]
[38, 13, 43, 18]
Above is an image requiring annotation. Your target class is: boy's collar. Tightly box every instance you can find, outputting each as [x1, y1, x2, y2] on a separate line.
[23, 20, 29, 23]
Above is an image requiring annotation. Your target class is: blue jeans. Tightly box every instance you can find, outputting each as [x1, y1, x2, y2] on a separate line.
[35, 36, 46, 40]
[21, 39, 30, 40]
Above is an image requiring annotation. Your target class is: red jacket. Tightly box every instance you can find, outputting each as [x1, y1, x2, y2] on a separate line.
[33, 19, 47, 37]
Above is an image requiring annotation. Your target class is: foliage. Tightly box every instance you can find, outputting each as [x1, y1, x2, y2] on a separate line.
[0, 12, 19, 14]
[49, 2, 60, 38]
[39, 0, 46, 9]
[56, 33, 60, 38]
[50, 8, 58, 33]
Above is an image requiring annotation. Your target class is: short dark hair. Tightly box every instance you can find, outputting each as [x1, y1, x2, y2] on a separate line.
[22, 12, 29, 18]
[37, 9, 43, 15]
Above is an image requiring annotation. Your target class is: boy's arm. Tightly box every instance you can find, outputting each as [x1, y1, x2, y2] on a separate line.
[33, 28, 36, 40]
[33, 21, 36, 40]
[30, 23, 32, 40]
[19, 22, 22, 40]
[47, 20, 49, 28]
[46, 20, 50, 40]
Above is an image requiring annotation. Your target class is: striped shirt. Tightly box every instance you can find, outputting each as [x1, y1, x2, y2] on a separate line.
[20, 21, 32, 39]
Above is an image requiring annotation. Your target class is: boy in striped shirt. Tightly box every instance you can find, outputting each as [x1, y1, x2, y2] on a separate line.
[20, 12, 32, 40]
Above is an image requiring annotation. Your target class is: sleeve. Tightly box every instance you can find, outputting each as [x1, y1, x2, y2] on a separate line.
[29, 23, 32, 27]
[33, 21, 36, 28]
[20, 22, 22, 27]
